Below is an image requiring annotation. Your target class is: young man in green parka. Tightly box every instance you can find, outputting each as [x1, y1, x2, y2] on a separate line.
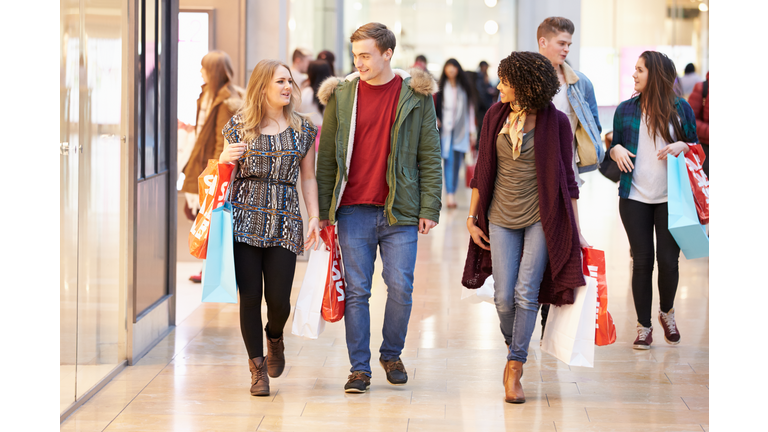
[316, 22, 442, 393]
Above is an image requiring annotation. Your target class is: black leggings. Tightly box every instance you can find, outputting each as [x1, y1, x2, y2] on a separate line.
[233, 242, 297, 359]
[619, 198, 680, 328]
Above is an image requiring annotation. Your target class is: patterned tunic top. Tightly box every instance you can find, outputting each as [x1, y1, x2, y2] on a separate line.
[222, 114, 317, 255]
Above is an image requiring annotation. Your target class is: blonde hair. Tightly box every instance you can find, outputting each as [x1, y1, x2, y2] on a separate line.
[239, 59, 304, 142]
[201, 50, 234, 98]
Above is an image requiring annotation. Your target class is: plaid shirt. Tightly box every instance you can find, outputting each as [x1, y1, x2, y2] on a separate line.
[610, 96, 699, 198]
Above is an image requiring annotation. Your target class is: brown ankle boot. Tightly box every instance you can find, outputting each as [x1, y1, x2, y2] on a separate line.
[248, 357, 270, 396]
[503, 360, 525, 403]
[265, 331, 286, 378]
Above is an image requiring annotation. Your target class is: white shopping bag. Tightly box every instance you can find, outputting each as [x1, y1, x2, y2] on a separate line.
[540, 276, 597, 367]
[461, 275, 495, 304]
[291, 239, 330, 339]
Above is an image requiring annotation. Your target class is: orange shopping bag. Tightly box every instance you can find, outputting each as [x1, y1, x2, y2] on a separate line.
[320, 226, 345, 323]
[582, 248, 617, 346]
[189, 160, 235, 259]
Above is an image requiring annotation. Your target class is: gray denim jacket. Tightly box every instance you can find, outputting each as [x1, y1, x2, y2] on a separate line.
[562, 62, 604, 173]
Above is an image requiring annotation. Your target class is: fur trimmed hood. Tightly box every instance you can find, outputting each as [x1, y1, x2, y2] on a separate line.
[317, 68, 438, 105]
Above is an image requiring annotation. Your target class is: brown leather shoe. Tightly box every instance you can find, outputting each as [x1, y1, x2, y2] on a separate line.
[248, 357, 270, 396]
[265, 330, 286, 378]
[503, 360, 525, 403]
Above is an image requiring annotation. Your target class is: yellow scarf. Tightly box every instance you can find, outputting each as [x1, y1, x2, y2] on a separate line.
[499, 103, 527, 160]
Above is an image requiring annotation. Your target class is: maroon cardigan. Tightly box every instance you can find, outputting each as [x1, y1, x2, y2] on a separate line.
[461, 101, 586, 306]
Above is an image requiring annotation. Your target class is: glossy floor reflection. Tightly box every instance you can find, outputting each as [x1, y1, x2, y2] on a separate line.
[61, 171, 709, 431]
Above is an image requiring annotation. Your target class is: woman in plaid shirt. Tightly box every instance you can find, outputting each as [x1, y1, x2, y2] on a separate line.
[609, 51, 699, 350]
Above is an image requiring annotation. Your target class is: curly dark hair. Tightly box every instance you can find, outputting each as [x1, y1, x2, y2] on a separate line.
[497, 51, 560, 110]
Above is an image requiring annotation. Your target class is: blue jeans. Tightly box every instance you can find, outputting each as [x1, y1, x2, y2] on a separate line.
[489, 221, 549, 363]
[443, 149, 464, 194]
[337, 205, 419, 375]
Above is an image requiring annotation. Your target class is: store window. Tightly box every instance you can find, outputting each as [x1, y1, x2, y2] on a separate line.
[580, 0, 709, 106]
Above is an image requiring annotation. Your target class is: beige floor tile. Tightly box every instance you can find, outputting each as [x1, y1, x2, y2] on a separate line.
[681, 396, 708, 410]
[301, 402, 446, 419]
[584, 407, 709, 424]
[665, 373, 709, 386]
[547, 393, 690, 411]
[540, 370, 674, 385]
[574, 382, 709, 398]
[60, 418, 114, 432]
[119, 396, 305, 417]
[406, 418, 557, 432]
[554, 422, 707, 431]
[257, 415, 408, 432]
[103, 414, 264, 431]
[445, 403, 590, 422]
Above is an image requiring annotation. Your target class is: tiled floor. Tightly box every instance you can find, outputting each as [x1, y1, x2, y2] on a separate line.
[61, 171, 709, 431]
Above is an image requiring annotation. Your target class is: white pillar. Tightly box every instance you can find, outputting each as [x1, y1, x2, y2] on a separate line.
[246, 0, 290, 77]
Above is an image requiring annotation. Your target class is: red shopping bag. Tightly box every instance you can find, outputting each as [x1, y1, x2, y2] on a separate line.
[321, 226, 346, 322]
[684, 144, 709, 225]
[189, 160, 235, 259]
[582, 248, 617, 346]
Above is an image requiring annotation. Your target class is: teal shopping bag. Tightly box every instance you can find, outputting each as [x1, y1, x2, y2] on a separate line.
[667, 154, 709, 259]
[201, 201, 238, 303]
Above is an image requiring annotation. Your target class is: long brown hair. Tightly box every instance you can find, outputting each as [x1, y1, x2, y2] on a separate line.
[635, 51, 684, 144]
[201, 50, 234, 99]
[240, 59, 304, 142]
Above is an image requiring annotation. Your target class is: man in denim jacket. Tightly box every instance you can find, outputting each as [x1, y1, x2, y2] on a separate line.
[536, 16, 603, 338]
[537, 16, 603, 188]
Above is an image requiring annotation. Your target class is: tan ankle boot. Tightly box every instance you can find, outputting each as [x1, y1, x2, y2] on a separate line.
[248, 357, 270, 396]
[503, 360, 525, 403]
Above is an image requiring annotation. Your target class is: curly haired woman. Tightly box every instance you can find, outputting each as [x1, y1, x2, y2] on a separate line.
[462, 51, 588, 404]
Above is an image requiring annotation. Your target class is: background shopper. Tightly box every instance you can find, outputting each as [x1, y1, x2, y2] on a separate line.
[464, 51, 587, 405]
[609, 51, 699, 350]
[317, 50, 336, 76]
[300, 60, 333, 151]
[679, 63, 703, 98]
[218, 59, 321, 396]
[688, 71, 709, 176]
[180, 50, 244, 283]
[435, 58, 476, 209]
[290, 48, 313, 89]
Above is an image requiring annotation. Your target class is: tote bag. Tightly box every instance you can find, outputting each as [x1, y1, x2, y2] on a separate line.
[541, 277, 597, 367]
[668, 153, 709, 259]
[201, 202, 238, 303]
[292, 237, 331, 339]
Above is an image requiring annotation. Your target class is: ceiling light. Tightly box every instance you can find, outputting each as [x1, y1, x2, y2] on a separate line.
[484, 20, 498, 35]
[698, 3, 708, 11]
[485, 0, 498, 7]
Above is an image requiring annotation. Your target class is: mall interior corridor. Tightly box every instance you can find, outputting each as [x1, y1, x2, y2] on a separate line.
[60, 171, 709, 432]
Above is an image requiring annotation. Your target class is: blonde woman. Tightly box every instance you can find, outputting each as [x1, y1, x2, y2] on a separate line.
[218, 59, 321, 396]
[181, 50, 244, 282]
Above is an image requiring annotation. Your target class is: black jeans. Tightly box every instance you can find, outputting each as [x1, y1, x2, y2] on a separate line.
[619, 198, 680, 328]
[233, 242, 296, 359]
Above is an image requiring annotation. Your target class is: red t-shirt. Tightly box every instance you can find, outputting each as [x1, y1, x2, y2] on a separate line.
[340, 75, 403, 207]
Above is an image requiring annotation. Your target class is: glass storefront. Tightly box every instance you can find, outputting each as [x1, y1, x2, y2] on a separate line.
[60, 0, 127, 415]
